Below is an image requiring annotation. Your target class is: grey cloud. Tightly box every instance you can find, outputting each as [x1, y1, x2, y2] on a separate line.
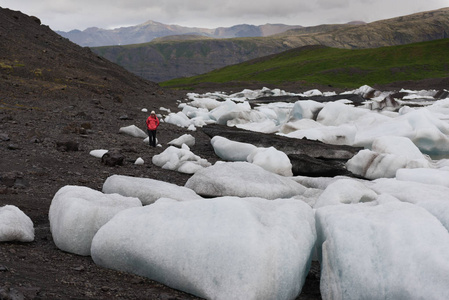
[1, 0, 448, 31]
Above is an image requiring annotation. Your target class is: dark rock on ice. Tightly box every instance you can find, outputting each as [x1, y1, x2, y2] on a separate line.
[289, 154, 355, 177]
[435, 89, 449, 99]
[248, 93, 366, 107]
[202, 124, 362, 160]
[101, 150, 125, 167]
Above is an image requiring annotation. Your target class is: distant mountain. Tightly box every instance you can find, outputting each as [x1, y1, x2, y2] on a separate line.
[56, 21, 303, 47]
[275, 8, 449, 48]
[213, 23, 305, 38]
[91, 7, 449, 82]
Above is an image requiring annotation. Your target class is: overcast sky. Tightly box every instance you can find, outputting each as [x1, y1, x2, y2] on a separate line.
[1, 0, 447, 32]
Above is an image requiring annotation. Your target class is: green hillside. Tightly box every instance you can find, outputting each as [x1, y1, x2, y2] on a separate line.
[161, 39, 449, 89]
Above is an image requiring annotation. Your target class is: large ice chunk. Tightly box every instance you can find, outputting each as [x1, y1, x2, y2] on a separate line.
[235, 119, 279, 134]
[368, 178, 449, 232]
[0, 205, 34, 242]
[164, 111, 192, 128]
[188, 97, 222, 110]
[282, 123, 356, 145]
[371, 135, 426, 159]
[167, 133, 195, 148]
[118, 125, 148, 138]
[316, 201, 449, 300]
[346, 136, 431, 179]
[210, 136, 293, 176]
[185, 162, 305, 199]
[152, 145, 211, 174]
[219, 110, 268, 127]
[316, 102, 369, 126]
[314, 178, 377, 208]
[103, 175, 202, 205]
[211, 136, 257, 161]
[368, 178, 449, 205]
[346, 149, 407, 179]
[247, 147, 293, 176]
[396, 168, 449, 188]
[288, 100, 324, 121]
[353, 108, 449, 155]
[403, 108, 449, 155]
[91, 197, 316, 300]
[210, 99, 251, 122]
[49, 185, 141, 256]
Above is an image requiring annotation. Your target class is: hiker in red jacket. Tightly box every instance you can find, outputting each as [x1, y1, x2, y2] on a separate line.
[146, 110, 160, 147]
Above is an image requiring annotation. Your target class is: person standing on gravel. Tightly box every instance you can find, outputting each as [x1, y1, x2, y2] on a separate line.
[146, 110, 160, 147]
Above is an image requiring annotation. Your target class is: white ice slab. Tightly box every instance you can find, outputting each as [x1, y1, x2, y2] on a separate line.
[167, 134, 195, 148]
[396, 168, 449, 188]
[152, 145, 211, 174]
[118, 125, 148, 138]
[211, 136, 257, 161]
[49, 185, 141, 256]
[103, 175, 202, 205]
[316, 201, 449, 300]
[368, 178, 449, 232]
[91, 197, 316, 300]
[314, 178, 377, 208]
[185, 162, 305, 199]
[247, 147, 293, 176]
[0, 205, 34, 242]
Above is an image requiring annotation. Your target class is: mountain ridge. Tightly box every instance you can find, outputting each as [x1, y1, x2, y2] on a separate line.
[56, 21, 304, 47]
[91, 7, 449, 82]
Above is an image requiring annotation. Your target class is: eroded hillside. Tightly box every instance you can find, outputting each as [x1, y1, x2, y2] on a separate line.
[0, 7, 163, 104]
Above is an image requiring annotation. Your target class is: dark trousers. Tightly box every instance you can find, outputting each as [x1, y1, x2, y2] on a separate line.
[148, 129, 157, 147]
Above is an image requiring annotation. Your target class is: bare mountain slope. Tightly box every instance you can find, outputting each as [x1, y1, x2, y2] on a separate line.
[0, 7, 168, 105]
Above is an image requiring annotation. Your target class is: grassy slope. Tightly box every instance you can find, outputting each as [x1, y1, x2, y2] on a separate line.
[161, 39, 449, 89]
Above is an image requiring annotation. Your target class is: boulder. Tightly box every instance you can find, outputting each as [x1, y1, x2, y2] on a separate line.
[101, 150, 125, 166]
[56, 140, 79, 152]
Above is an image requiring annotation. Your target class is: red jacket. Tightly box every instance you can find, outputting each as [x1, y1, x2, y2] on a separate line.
[146, 115, 160, 130]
